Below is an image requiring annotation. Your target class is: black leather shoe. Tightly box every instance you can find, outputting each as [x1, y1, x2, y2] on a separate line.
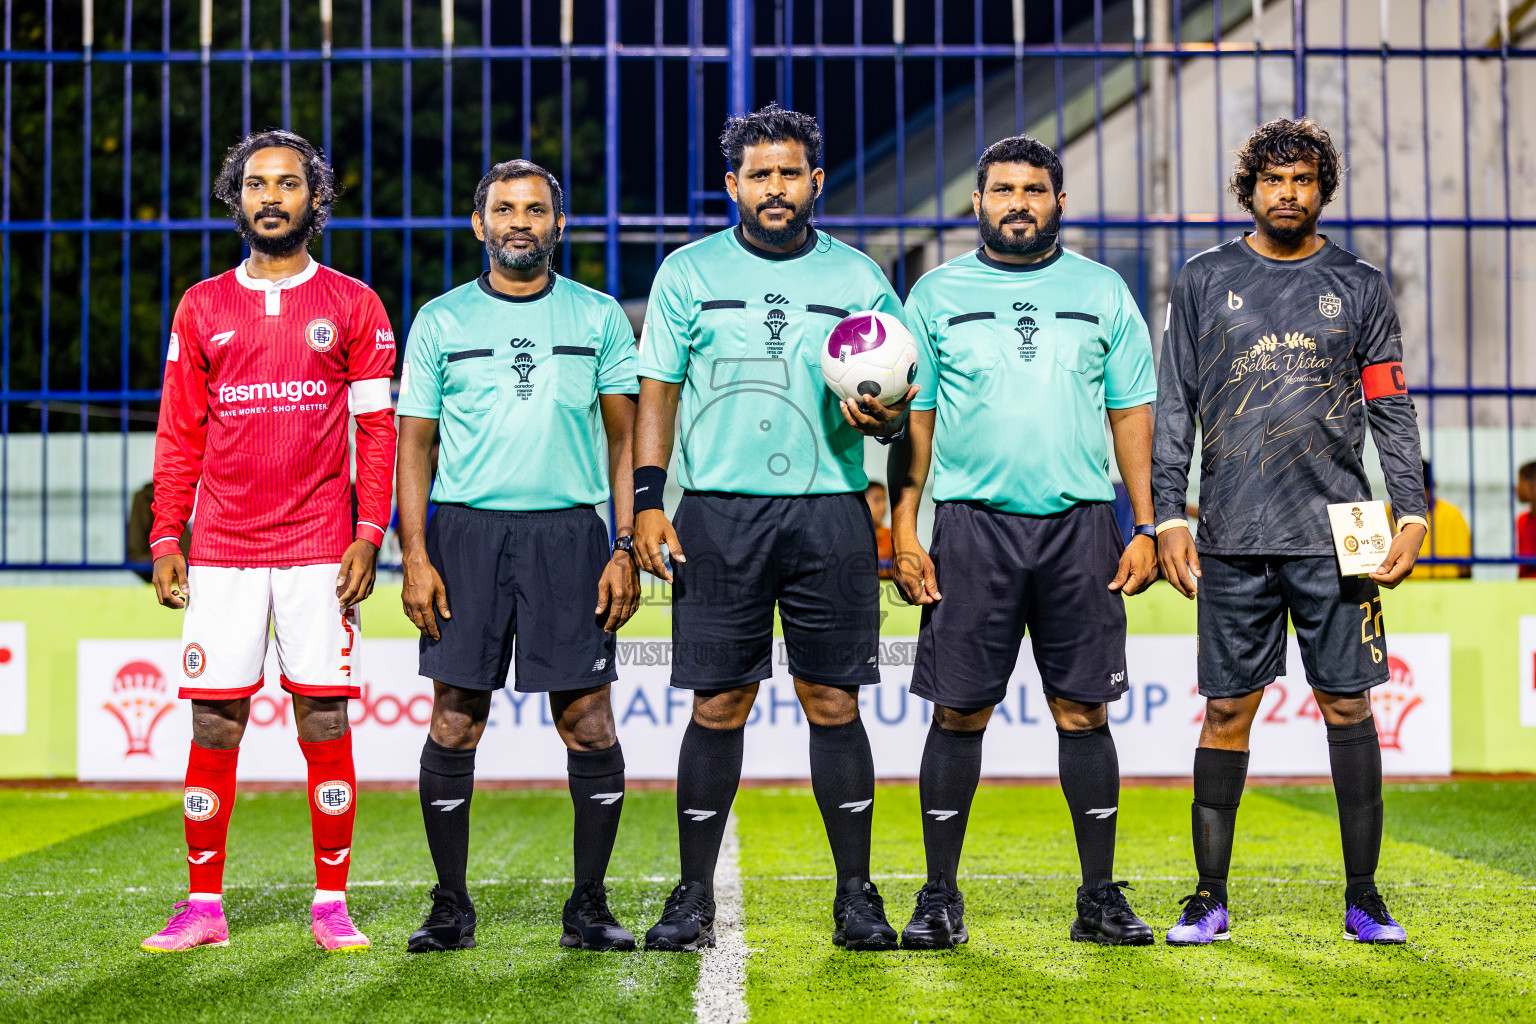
[643, 881, 716, 952]
[560, 880, 636, 951]
[831, 878, 899, 951]
[1069, 880, 1154, 946]
[407, 885, 477, 952]
[900, 881, 968, 950]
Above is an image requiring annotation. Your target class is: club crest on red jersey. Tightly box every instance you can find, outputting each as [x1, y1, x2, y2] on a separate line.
[305, 318, 340, 353]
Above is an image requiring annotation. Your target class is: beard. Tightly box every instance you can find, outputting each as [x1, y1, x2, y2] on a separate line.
[235, 203, 319, 257]
[485, 226, 559, 271]
[978, 203, 1062, 258]
[738, 194, 816, 248]
[1257, 204, 1319, 245]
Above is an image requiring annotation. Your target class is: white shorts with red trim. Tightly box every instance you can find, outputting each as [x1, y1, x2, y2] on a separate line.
[178, 563, 360, 701]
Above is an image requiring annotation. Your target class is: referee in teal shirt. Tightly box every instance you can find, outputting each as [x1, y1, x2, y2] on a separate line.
[396, 160, 641, 955]
[888, 136, 1160, 950]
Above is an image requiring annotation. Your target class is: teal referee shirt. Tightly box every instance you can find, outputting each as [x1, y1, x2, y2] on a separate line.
[639, 225, 904, 496]
[398, 273, 639, 510]
[906, 246, 1157, 516]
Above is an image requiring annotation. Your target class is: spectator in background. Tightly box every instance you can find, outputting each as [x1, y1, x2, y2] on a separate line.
[126, 482, 190, 583]
[1517, 461, 1536, 579]
[866, 481, 895, 580]
[1406, 460, 1472, 579]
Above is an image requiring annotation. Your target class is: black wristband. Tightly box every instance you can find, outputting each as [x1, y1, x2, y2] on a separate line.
[634, 465, 667, 514]
[1133, 523, 1157, 539]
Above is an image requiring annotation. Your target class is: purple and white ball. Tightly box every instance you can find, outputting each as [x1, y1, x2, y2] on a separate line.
[820, 310, 919, 407]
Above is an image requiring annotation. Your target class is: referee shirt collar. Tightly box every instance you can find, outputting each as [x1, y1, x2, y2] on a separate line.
[731, 223, 820, 262]
[974, 244, 1064, 273]
[477, 270, 558, 303]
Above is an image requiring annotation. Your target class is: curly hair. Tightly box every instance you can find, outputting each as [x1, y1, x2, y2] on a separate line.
[975, 135, 1064, 195]
[720, 102, 823, 172]
[213, 129, 336, 232]
[1229, 118, 1341, 213]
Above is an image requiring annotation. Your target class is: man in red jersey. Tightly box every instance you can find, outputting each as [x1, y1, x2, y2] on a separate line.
[141, 130, 397, 954]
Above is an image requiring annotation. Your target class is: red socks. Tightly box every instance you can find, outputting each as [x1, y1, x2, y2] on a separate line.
[183, 742, 239, 894]
[299, 730, 357, 892]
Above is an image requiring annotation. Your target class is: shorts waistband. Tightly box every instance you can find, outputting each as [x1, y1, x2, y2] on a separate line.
[435, 502, 597, 520]
[682, 489, 862, 500]
[939, 499, 1110, 520]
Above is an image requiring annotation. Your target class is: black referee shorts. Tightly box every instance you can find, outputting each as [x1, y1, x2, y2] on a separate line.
[1197, 553, 1388, 699]
[419, 503, 618, 693]
[669, 491, 881, 690]
[911, 500, 1129, 709]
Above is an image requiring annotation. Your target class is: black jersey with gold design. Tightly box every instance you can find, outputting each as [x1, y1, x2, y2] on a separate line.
[1152, 235, 1427, 556]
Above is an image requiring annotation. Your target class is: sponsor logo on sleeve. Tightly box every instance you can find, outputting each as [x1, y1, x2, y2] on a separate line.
[374, 328, 395, 350]
[167, 333, 180, 362]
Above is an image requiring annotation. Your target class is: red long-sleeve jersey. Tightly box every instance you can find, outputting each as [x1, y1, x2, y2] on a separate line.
[150, 258, 398, 568]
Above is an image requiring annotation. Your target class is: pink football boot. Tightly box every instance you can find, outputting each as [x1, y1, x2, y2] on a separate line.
[312, 900, 371, 951]
[141, 899, 230, 952]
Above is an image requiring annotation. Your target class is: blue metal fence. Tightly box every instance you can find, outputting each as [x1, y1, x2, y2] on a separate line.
[1, 0, 1532, 571]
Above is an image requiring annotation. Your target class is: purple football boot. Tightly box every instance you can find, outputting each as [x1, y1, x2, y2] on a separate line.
[1344, 889, 1407, 944]
[1166, 891, 1230, 946]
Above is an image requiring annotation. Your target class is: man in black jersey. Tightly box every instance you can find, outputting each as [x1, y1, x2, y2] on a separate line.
[1152, 120, 1429, 946]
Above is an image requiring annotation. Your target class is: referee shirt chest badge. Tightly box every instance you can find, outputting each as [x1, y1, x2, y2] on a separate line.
[511, 351, 538, 400]
[763, 306, 788, 358]
[1319, 292, 1342, 318]
[1013, 315, 1040, 360]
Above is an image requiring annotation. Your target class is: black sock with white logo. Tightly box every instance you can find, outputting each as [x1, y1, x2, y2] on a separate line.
[808, 717, 876, 887]
[1191, 746, 1249, 906]
[1327, 718, 1383, 897]
[567, 742, 626, 892]
[419, 737, 476, 899]
[1058, 723, 1120, 892]
[676, 720, 745, 897]
[918, 721, 986, 889]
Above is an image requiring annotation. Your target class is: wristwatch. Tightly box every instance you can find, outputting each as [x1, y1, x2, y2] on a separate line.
[612, 535, 634, 555]
[1133, 524, 1157, 540]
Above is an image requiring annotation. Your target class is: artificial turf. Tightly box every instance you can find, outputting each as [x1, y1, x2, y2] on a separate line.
[0, 790, 696, 1024]
[737, 782, 1536, 1024]
[3, 782, 1535, 1024]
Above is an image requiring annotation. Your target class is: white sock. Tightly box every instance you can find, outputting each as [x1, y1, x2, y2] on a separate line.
[188, 892, 222, 902]
[313, 889, 347, 906]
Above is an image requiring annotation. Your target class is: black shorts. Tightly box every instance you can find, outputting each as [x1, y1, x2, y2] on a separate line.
[911, 501, 1129, 708]
[1197, 554, 1388, 699]
[419, 503, 618, 693]
[670, 491, 880, 689]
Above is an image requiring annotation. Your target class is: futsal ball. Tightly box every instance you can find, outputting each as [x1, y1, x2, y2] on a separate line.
[821, 310, 919, 406]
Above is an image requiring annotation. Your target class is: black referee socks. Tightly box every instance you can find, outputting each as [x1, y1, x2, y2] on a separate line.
[1058, 723, 1120, 892]
[567, 742, 626, 891]
[918, 722, 986, 889]
[419, 738, 477, 898]
[1191, 746, 1250, 905]
[675, 720, 745, 897]
[808, 717, 877, 887]
[1327, 718, 1384, 893]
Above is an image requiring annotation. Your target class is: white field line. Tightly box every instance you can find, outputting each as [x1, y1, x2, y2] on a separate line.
[693, 809, 749, 1024]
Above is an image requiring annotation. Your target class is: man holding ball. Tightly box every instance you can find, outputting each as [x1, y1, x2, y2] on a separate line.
[633, 103, 912, 952]
[888, 135, 1160, 948]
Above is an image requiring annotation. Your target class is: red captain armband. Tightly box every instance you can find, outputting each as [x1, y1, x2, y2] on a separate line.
[1361, 361, 1408, 400]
